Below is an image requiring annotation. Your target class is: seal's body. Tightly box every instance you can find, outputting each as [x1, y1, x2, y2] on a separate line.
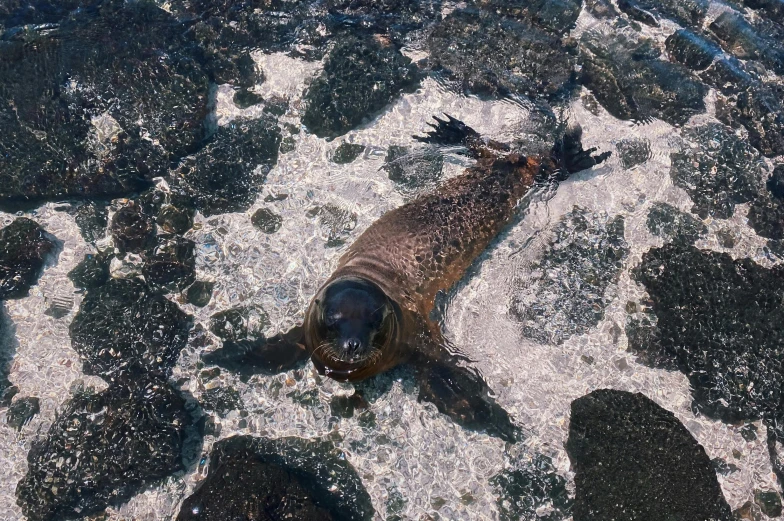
[305, 151, 543, 380]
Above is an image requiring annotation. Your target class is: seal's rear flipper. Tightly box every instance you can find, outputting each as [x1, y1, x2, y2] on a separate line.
[202, 325, 308, 376]
[413, 353, 521, 443]
[549, 124, 611, 179]
[414, 114, 509, 158]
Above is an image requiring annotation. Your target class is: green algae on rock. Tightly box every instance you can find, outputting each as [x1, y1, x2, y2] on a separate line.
[567, 389, 733, 521]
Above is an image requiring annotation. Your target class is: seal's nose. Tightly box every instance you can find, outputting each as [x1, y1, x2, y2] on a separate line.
[343, 338, 362, 353]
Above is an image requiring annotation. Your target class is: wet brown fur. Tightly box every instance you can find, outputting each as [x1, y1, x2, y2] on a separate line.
[304, 150, 542, 381]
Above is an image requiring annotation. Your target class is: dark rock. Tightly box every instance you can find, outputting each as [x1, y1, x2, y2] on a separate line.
[584, 0, 621, 19]
[747, 165, 784, 241]
[156, 204, 194, 236]
[699, 59, 784, 157]
[511, 208, 628, 345]
[233, 89, 264, 109]
[473, 0, 583, 35]
[176, 435, 374, 521]
[302, 35, 419, 139]
[580, 33, 707, 125]
[768, 165, 784, 200]
[0, 384, 18, 407]
[566, 389, 733, 521]
[70, 278, 192, 380]
[67, 252, 111, 290]
[6, 396, 39, 430]
[143, 235, 196, 289]
[717, 228, 738, 248]
[329, 393, 368, 419]
[0, 0, 101, 28]
[740, 423, 758, 441]
[0, 305, 16, 395]
[251, 208, 283, 234]
[0, 1, 209, 209]
[617, 0, 659, 27]
[383, 145, 443, 195]
[709, 12, 784, 75]
[755, 489, 783, 517]
[210, 306, 269, 344]
[325, 0, 441, 45]
[646, 202, 707, 245]
[72, 203, 108, 244]
[186, 280, 215, 308]
[712, 458, 740, 475]
[110, 202, 155, 254]
[491, 454, 572, 521]
[331, 143, 365, 164]
[742, 0, 784, 24]
[620, 0, 708, 26]
[171, 115, 281, 216]
[427, 9, 577, 100]
[615, 138, 652, 169]
[17, 377, 191, 521]
[633, 244, 784, 428]
[200, 386, 243, 417]
[0, 218, 58, 300]
[669, 123, 765, 219]
[665, 29, 721, 71]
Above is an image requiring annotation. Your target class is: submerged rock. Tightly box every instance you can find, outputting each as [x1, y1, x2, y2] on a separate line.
[330, 143, 366, 164]
[185, 280, 215, 308]
[17, 377, 191, 521]
[251, 208, 283, 234]
[70, 278, 192, 380]
[615, 138, 652, 169]
[617, 0, 708, 26]
[633, 244, 784, 429]
[6, 396, 39, 431]
[383, 145, 443, 196]
[142, 235, 196, 289]
[72, 203, 109, 244]
[176, 435, 374, 521]
[646, 202, 707, 245]
[68, 252, 111, 290]
[427, 9, 577, 100]
[110, 201, 156, 255]
[580, 33, 707, 125]
[511, 208, 628, 345]
[302, 35, 419, 139]
[567, 389, 733, 521]
[669, 123, 765, 219]
[747, 164, 784, 241]
[325, 0, 441, 44]
[171, 115, 281, 216]
[200, 386, 243, 417]
[0, 0, 209, 209]
[708, 12, 784, 75]
[0, 218, 58, 300]
[491, 454, 572, 521]
[209, 305, 269, 344]
[665, 29, 722, 71]
[472, 0, 583, 35]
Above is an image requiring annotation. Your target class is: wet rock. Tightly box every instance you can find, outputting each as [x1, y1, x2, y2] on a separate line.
[0, 1, 209, 209]
[615, 138, 652, 169]
[624, 310, 678, 370]
[186, 280, 215, 308]
[0, 305, 15, 395]
[210, 306, 269, 344]
[302, 35, 419, 139]
[17, 377, 191, 521]
[646, 202, 707, 245]
[700, 59, 784, 157]
[567, 389, 733, 521]
[325, 0, 441, 44]
[665, 29, 722, 71]
[618, 0, 708, 26]
[709, 12, 784, 75]
[67, 252, 111, 291]
[473, 0, 583, 35]
[110, 202, 156, 255]
[580, 33, 707, 125]
[156, 203, 195, 236]
[747, 165, 784, 241]
[617, 0, 659, 27]
[383, 145, 443, 196]
[755, 489, 782, 517]
[584, 0, 621, 19]
[633, 244, 784, 428]
[491, 454, 572, 521]
[0, 0, 100, 28]
[142, 235, 196, 289]
[742, 0, 784, 24]
[72, 203, 108, 244]
[70, 278, 192, 380]
[6, 396, 39, 431]
[251, 208, 283, 234]
[171, 115, 281, 216]
[511, 208, 628, 345]
[331, 143, 366, 164]
[669, 123, 765, 219]
[427, 9, 577, 100]
[233, 89, 265, 109]
[329, 393, 368, 419]
[200, 386, 243, 417]
[0, 218, 58, 300]
[176, 435, 374, 521]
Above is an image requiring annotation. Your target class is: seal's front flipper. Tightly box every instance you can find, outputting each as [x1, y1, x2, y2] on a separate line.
[414, 114, 509, 158]
[414, 353, 521, 443]
[202, 325, 308, 376]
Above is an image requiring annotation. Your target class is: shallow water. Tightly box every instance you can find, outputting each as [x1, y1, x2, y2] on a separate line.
[1, 0, 783, 520]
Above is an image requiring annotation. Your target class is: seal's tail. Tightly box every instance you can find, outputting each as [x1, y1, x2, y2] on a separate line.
[545, 123, 612, 182]
[414, 114, 509, 158]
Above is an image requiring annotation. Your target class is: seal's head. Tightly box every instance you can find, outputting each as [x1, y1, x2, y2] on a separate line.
[305, 277, 401, 381]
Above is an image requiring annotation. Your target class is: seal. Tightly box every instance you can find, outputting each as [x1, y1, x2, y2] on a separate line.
[204, 115, 609, 440]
